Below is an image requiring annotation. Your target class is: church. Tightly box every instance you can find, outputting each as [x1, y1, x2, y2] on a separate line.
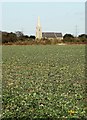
[36, 16, 63, 40]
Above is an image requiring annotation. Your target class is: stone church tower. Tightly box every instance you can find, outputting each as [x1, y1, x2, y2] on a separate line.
[36, 16, 42, 39]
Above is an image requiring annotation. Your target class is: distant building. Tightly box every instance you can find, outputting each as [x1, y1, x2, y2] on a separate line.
[42, 32, 63, 40]
[36, 17, 62, 40]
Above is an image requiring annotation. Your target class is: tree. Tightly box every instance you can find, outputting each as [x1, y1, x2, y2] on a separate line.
[2, 32, 17, 43]
[2, 32, 10, 43]
[8, 32, 17, 42]
[15, 31, 24, 37]
[78, 34, 87, 38]
[29, 35, 35, 40]
[63, 34, 74, 39]
[78, 34, 87, 42]
[63, 34, 74, 42]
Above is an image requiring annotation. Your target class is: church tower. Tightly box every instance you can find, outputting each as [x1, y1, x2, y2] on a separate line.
[36, 16, 42, 39]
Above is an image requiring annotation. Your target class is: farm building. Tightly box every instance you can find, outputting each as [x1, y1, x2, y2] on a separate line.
[36, 16, 63, 40]
[42, 32, 63, 40]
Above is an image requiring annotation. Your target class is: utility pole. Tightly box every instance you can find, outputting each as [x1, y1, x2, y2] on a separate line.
[75, 25, 78, 37]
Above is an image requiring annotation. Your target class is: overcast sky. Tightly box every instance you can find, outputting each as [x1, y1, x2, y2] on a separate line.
[2, 2, 85, 36]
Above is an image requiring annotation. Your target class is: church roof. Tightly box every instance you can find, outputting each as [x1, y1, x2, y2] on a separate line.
[42, 32, 62, 38]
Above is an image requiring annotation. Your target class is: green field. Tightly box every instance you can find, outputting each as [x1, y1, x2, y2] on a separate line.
[2, 45, 86, 119]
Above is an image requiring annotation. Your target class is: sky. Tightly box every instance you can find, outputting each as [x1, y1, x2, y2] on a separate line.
[1, 2, 85, 36]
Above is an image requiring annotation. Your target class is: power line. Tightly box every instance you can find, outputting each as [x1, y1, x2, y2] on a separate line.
[75, 25, 79, 37]
[75, 25, 78, 37]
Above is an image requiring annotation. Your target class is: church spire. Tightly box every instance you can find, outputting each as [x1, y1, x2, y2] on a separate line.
[36, 16, 42, 39]
[37, 16, 41, 27]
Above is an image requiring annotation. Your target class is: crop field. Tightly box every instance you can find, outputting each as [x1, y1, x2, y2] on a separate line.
[2, 45, 86, 119]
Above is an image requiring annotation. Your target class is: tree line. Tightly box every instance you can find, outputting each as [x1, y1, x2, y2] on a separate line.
[1, 31, 87, 44]
[63, 34, 87, 43]
[1, 31, 35, 44]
